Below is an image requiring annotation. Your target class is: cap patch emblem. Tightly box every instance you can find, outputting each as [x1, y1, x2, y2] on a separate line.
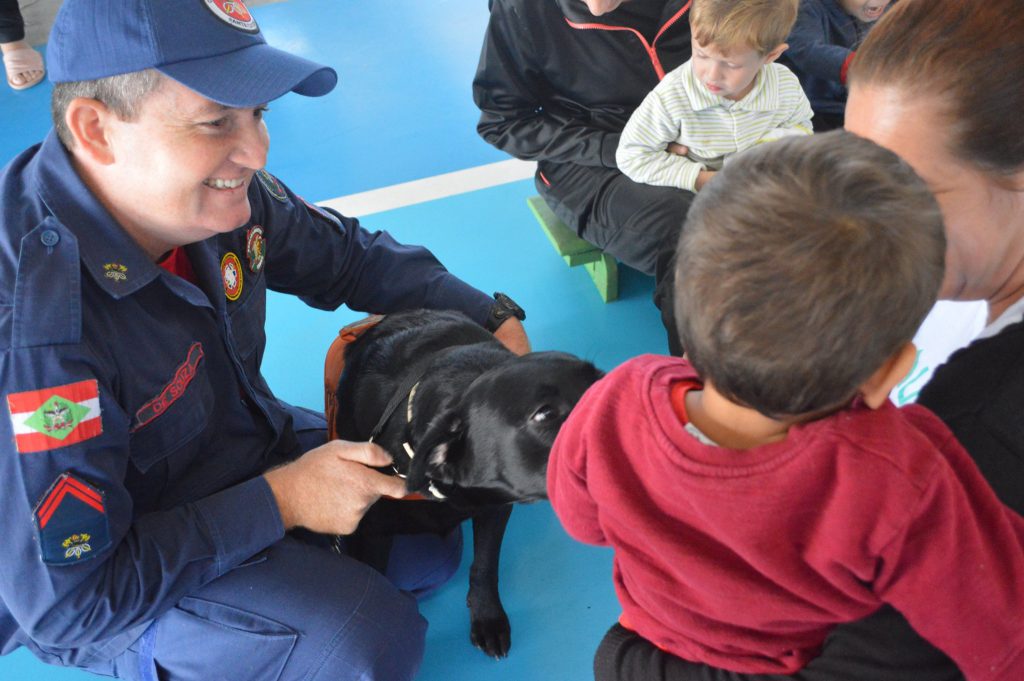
[221, 252, 244, 301]
[7, 379, 103, 454]
[202, 0, 259, 33]
[246, 226, 266, 274]
[103, 263, 127, 282]
[256, 169, 288, 203]
[34, 472, 111, 565]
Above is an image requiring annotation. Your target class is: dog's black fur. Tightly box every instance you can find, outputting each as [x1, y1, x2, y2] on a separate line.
[334, 309, 602, 658]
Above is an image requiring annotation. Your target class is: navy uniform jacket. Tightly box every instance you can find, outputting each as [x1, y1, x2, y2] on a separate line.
[0, 131, 493, 666]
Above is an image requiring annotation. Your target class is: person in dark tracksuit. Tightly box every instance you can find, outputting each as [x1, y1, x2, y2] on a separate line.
[0, 1, 528, 680]
[473, 0, 694, 355]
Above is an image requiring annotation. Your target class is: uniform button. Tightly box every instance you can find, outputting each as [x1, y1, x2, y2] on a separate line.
[40, 229, 60, 247]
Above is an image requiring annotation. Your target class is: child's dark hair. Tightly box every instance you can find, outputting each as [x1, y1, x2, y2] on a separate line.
[674, 131, 945, 418]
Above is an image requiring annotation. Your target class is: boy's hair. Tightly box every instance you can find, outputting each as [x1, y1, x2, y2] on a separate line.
[674, 131, 945, 418]
[690, 0, 799, 55]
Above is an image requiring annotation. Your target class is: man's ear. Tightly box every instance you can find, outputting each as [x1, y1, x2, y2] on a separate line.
[763, 42, 788, 64]
[858, 342, 918, 409]
[65, 97, 117, 165]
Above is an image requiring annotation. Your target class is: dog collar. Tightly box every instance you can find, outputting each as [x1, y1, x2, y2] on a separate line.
[399, 381, 447, 500]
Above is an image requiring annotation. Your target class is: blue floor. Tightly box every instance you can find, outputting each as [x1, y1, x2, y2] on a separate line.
[0, 1, 668, 679]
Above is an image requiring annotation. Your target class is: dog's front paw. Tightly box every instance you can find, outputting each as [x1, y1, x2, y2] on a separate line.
[469, 611, 511, 658]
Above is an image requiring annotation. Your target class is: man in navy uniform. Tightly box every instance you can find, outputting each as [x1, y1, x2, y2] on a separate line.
[0, 1, 527, 679]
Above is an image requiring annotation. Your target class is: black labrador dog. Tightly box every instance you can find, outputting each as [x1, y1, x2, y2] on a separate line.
[333, 309, 602, 658]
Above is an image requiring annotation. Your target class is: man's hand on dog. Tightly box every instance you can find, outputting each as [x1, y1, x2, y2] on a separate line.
[264, 441, 407, 534]
[493, 317, 530, 355]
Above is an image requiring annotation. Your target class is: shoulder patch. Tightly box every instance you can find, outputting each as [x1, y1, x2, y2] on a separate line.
[33, 472, 111, 565]
[256, 169, 288, 203]
[7, 379, 103, 454]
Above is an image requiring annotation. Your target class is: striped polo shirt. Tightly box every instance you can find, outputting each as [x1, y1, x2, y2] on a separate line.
[617, 60, 814, 192]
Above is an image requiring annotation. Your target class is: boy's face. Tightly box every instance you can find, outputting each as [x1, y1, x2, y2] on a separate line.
[839, 0, 891, 22]
[691, 38, 781, 101]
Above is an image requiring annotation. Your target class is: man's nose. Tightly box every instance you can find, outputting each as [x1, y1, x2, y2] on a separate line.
[232, 118, 269, 170]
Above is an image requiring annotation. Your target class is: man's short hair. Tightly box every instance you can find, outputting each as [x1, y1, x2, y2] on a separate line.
[674, 131, 945, 418]
[51, 69, 163, 149]
[690, 0, 799, 55]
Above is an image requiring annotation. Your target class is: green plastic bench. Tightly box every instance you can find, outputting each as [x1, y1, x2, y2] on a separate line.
[527, 195, 619, 303]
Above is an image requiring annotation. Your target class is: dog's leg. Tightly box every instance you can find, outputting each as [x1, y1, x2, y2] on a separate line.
[467, 504, 514, 658]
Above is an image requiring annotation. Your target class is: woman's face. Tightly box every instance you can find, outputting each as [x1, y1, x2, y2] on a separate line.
[846, 84, 1024, 318]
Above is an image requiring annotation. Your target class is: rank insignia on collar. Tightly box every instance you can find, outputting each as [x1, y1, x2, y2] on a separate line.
[33, 472, 111, 566]
[256, 169, 288, 203]
[246, 226, 266, 274]
[7, 379, 103, 454]
[221, 252, 244, 301]
[103, 263, 127, 282]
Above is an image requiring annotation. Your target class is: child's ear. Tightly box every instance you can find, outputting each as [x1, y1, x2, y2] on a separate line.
[858, 342, 918, 409]
[763, 43, 788, 64]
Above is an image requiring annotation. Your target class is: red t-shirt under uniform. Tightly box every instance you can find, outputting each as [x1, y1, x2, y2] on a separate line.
[548, 355, 1024, 678]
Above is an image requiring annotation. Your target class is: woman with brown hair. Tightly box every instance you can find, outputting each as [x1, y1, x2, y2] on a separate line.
[595, 0, 1024, 678]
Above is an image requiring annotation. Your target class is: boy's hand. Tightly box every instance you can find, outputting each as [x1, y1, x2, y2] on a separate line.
[264, 440, 407, 535]
[667, 142, 690, 156]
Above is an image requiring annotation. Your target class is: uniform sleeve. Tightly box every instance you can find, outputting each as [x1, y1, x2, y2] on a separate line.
[472, 0, 620, 168]
[0, 344, 285, 650]
[873, 412, 1024, 680]
[785, 1, 853, 84]
[255, 174, 493, 327]
[547, 381, 608, 546]
[616, 76, 705, 192]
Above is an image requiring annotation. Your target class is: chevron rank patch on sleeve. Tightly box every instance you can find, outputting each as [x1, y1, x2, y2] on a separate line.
[33, 472, 111, 566]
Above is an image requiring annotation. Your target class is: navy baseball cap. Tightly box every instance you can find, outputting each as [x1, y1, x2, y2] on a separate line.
[47, 0, 337, 107]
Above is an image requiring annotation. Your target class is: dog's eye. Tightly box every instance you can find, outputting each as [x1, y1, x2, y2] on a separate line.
[530, 405, 556, 423]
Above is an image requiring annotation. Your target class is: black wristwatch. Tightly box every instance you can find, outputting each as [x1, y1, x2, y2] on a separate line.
[485, 292, 526, 332]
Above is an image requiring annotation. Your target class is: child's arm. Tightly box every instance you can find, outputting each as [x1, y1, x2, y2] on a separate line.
[547, 383, 608, 547]
[877, 409, 1024, 680]
[616, 82, 707, 193]
[756, 68, 815, 143]
[786, 1, 856, 87]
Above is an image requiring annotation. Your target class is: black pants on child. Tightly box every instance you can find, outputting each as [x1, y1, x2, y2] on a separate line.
[535, 160, 693, 356]
[594, 610, 963, 681]
[0, 0, 25, 44]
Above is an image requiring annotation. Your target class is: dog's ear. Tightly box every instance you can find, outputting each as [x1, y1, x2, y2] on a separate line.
[405, 410, 466, 491]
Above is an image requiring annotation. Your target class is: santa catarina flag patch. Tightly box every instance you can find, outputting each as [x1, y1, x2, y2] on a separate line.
[7, 379, 103, 453]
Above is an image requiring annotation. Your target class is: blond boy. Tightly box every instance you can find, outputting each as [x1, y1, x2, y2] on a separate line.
[617, 0, 812, 192]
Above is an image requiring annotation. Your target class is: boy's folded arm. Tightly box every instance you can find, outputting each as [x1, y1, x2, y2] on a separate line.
[617, 92, 704, 191]
[874, 428, 1024, 681]
[547, 403, 607, 546]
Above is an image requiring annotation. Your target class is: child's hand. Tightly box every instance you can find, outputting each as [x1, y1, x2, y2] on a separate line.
[666, 142, 690, 156]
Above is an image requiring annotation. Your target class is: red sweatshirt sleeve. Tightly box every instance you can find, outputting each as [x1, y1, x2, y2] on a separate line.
[548, 376, 608, 546]
[875, 407, 1024, 680]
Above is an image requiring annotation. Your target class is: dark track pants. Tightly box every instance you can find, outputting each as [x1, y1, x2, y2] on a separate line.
[0, 0, 25, 43]
[536, 160, 694, 356]
[594, 610, 963, 681]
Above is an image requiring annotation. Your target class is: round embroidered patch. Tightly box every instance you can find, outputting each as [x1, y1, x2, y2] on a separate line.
[202, 0, 259, 34]
[221, 252, 244, 301]
[246, 226, 266, 274]
[256, 169, 288, 203]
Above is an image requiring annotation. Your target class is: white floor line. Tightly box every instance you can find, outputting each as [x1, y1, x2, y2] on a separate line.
[317, 158, 537, 217]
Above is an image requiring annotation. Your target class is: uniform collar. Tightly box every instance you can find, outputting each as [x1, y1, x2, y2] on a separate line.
[681, 61, 780, 113]
[31, 130, 165, 299]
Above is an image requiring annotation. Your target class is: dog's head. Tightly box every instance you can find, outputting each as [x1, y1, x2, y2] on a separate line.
[405, 351, 602, 508]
